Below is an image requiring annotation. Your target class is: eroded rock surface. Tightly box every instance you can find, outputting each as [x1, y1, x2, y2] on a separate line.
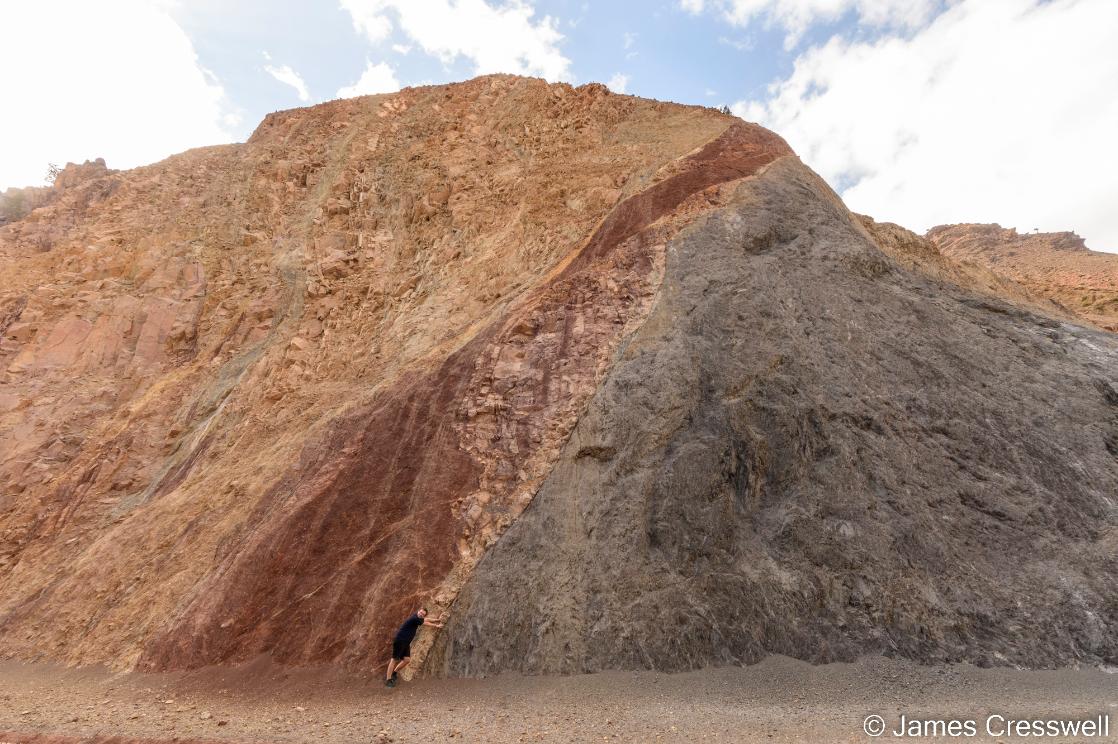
[928, 223, 1118, 331]
[0, 75, 788, 671]
[430, 159, 1118, 675]
[1, 75, 1115, 679]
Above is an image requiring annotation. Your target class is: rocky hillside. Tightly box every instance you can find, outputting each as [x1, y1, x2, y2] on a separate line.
[928, 224, 1118, 331]
[1, 76, 1116, 677]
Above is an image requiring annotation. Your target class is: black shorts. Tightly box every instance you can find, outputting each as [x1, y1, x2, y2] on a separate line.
[392, 639, 411, 660]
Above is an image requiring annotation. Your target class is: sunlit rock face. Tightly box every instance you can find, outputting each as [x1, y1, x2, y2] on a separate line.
[1, 75, 1115, 677]
[928, 223, 1118, 331]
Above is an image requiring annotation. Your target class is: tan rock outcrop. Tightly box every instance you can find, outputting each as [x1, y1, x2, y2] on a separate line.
[927, 223, 1118, 330]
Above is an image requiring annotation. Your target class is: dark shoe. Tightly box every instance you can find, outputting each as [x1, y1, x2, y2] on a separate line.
[392, 672, 398, 681]
[385, 678, 395, 688]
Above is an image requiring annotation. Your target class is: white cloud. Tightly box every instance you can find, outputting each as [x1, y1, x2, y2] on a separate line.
[264, 62, 311, 102]
[0, 0, 235, 189]
[735, 0, 1118, 250]
[340, 0, 394, 42]
[606, 73, 630, 94]
[718, 34, 754, 51]
[337, 61, 401, 98]
[339, 0, 571, 81]
[684, 0, 936, 47]
[623, 31, 637, 50]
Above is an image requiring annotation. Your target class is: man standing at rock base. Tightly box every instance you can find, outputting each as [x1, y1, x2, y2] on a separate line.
[386, 607, 444, 687]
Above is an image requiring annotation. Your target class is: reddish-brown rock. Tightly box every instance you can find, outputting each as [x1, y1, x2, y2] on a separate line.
[0, 75, 778, 671]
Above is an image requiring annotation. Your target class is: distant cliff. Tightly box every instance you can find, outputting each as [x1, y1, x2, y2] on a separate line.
[928, 223, 1118, 331]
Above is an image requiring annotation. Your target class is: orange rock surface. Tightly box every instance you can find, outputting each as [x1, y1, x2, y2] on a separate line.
[927, 223, 1118, 330]
[0, 75, 786, 670]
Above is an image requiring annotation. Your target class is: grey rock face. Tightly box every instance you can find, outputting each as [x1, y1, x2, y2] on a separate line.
[428, 158, 1118, 676]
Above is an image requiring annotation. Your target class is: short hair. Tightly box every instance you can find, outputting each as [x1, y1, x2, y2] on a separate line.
[420, 606, 429, 614]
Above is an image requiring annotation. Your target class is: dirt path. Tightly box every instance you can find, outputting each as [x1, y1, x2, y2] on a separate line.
[1, 655, 1115, 743]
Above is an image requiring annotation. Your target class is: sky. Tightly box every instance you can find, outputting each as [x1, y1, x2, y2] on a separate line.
[1, 0, 1116, 250]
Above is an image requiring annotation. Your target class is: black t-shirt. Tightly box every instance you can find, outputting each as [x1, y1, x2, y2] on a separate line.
[394, 614, 424, 644]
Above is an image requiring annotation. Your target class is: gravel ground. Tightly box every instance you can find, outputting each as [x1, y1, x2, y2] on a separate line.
[1, 655, 1115, 743]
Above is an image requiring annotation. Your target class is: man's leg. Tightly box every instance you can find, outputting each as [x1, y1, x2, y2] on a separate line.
[386, 657, 397, 680]
[393, 657, 411, 676]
